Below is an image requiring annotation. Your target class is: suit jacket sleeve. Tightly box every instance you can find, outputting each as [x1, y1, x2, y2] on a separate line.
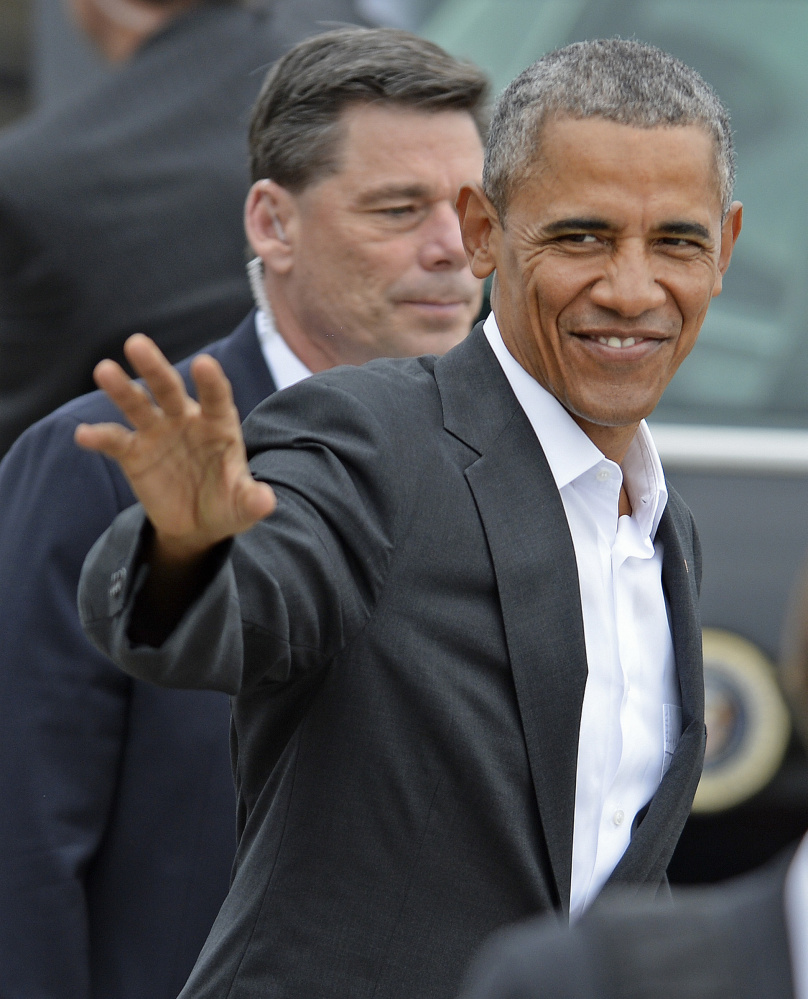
[79, 373, 403, 695]
[0, 415, 134, 998]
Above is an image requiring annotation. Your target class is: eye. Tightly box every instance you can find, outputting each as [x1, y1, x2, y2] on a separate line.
[658, 236, 707, 254]
[381, 204, 417, 217]
[557, 232, 600, 244]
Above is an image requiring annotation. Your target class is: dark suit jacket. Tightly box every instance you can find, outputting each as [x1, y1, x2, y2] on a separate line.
[0, 314, 275, 999]
[79, 323, 706, 999]
[0, 3, 289, 458]
[459, 847, 797, 999]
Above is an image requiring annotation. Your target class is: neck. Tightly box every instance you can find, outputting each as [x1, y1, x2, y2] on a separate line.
[78, 0, 194, 62]
[261, 276, 348, 374]
[571, 418, 637, 517]
[571, 416, 641, 466]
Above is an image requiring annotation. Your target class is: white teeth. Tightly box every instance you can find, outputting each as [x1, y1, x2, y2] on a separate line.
[596, 336, 637, 348]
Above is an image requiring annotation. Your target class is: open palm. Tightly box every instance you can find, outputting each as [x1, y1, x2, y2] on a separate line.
[75, 334, 276, 562]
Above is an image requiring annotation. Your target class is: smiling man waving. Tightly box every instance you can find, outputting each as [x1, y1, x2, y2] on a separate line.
[77, 38, 740, 999]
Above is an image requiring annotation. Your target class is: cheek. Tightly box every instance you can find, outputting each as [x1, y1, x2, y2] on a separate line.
[512, 280, 565, 378]
[665, 260, 721, 313]
[528, 270, 577, 353]
[341, 239, 401, 287]
[667, 285, 715, 353]
[528, 257, 585, 315]
[307, 243, 379, 301]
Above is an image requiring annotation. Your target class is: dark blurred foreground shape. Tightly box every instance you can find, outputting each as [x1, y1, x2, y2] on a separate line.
[458, 839, 801, 999]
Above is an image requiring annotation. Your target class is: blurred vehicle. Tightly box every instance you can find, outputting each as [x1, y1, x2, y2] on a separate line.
[410, 0, 808, 882]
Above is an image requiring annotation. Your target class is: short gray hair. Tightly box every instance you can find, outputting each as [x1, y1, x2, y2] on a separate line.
[249, 27, 490, 190]
[483, 37, 735, 220]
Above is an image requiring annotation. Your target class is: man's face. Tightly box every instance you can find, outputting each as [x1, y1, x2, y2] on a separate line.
[460, 116, 741, 454]
[273, 103, 484, 369]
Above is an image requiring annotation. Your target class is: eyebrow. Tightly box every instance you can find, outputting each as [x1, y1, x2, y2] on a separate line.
[542, 216, 712, 240]
[355, 184, 430, 207]
[543, 217, 609, 235]
[657, 220, 712, 240]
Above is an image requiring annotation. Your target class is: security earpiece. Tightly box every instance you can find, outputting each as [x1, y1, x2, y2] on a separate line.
[271, 212, 288, 244]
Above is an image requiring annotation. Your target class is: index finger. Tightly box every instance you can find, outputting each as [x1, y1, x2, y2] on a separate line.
[92, 357, 161, 432]
[190, 353, 238, 421]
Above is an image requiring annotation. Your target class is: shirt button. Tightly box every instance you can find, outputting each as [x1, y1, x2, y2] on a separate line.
[596, 469, 610, 482]
[613, 809, 625, 826]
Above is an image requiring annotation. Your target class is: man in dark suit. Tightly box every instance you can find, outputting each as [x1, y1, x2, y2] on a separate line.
[458, 837, 806, 999]
[76, 38, 742, 999]
[0, 0, 295, 460]
[0, 28, 486, 999]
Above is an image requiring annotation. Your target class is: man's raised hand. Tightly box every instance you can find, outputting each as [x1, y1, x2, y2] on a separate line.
[75, 334, 276, 565]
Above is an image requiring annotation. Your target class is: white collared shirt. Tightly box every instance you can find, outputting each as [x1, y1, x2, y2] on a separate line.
[254, 308, 312, 391]
[483, 313, 681, 921]
[786, 833, 808, 999]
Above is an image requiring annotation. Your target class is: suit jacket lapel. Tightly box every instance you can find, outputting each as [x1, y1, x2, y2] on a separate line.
[435, 326, 588, 911]
[657, 499, 703, 729]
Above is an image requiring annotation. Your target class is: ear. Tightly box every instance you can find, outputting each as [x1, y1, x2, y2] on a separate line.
[456, 183, 499, 279]
[712, 200, 743, 297]
[244, 180, 297, 276]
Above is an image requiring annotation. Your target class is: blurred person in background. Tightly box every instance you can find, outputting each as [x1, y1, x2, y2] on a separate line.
[0, 0, 308, 460]
[0, 24, 487, 999]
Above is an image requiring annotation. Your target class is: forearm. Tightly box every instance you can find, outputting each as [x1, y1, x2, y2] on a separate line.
[79, 504, 247, 693]
[128, 524, 229, 647]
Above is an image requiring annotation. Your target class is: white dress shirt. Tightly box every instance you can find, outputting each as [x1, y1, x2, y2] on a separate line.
[254, 307, 311, 391]
[786, 832, 808, 999]
[483, 313, 681, 921]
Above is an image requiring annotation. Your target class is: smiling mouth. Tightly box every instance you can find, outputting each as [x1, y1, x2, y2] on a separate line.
[595, 335, 640, 348]
[580, 332, 670, 352]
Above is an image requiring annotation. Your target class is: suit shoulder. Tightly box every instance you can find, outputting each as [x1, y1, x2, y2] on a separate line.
[303, 353, 437, 407]
[665, 481, 692, 518]
[666, 483, 699, 536]
[246, 355, 438, 432]
[0, 7, 282, 194]
[241, 356, 441, 488]
[21, 334, 234, 437]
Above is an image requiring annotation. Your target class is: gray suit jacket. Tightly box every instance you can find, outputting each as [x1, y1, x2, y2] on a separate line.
[79, 324, 706, 999]
[0, 3, 289, 458]
[459, 847, 796, 999]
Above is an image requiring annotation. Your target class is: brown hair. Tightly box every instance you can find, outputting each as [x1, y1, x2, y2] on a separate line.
[249, 26, 490, 190]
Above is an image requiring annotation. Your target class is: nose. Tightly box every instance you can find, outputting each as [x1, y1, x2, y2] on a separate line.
[589, 240, 667, 317]
[418, 200, 469, 271]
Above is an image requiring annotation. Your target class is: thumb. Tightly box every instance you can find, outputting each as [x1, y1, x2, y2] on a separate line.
[236, 477, 277, 529]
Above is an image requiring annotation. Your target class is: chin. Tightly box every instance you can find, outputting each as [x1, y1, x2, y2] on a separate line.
[424, 328, 470, 355]
[578, 386, 665, 424]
